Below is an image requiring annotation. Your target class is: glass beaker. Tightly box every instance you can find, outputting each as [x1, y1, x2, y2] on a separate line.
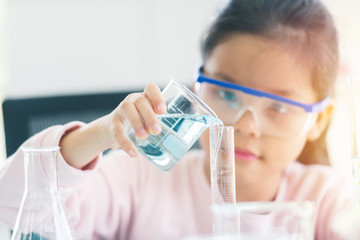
[11, 147, 74, 240]
[211, 201, 314, 240]
[128, 78, 222, 172]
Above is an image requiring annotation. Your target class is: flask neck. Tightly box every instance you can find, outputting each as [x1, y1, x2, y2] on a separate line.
[23, 148, 59, 195]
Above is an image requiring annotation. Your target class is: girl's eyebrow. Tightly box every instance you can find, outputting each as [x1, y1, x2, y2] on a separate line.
[270, 89, 300, 98]
[211, 71, 301, 98]
[212, 72, 237, 84]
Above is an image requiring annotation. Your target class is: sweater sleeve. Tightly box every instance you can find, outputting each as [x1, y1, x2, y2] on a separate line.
[277, 162, 356, 240]
[0, 122, 139, 239]
[315, 173, 355, 240]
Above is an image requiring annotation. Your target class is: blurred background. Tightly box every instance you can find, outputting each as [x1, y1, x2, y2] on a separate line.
[0, 0, 359, 238]
[5, 0, 223, 98]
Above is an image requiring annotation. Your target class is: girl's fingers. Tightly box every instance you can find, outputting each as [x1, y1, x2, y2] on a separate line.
[144, 83, 167, 114]
[119, 97, 148, 139]
[133, 94, 161, 135]
[111, 120, 138, 158]
[113, 84, 164, 154]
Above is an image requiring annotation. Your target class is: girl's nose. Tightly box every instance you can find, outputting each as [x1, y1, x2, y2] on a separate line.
[233, 109, 261, 138]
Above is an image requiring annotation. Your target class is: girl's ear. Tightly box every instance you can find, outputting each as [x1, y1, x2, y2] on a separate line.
[191, 83, 196, 92]
[306, 103, 334, 141]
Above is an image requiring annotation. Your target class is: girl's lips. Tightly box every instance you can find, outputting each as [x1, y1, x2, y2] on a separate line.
[234, 148, 259, 162]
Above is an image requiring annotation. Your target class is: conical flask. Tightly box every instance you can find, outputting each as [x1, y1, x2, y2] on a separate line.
[11, 146, 74, 240]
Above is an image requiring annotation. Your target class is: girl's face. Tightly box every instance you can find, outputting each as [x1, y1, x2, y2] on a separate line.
[200, 34, 321, 184]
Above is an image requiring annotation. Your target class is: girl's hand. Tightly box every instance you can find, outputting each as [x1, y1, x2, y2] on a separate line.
[100, 83, 167, 157]
[60, 83, 166, 169]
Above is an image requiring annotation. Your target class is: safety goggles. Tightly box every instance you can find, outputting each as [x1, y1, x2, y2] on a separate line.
[195, 69, 330, 139]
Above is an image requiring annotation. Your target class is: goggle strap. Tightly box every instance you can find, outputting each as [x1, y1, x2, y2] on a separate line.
[197, 73, 330, 113]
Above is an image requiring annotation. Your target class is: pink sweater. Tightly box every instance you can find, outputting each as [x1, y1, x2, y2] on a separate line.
[0, 122, 355, 240]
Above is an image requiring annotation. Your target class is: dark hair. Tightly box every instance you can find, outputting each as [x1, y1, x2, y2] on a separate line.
[201, 0, 339, 165]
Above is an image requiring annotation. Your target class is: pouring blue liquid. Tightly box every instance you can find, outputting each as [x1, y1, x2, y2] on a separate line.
[128, 114, 223, 172]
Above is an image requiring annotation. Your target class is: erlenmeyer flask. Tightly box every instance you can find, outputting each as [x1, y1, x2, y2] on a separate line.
[11, 146, 74, 240]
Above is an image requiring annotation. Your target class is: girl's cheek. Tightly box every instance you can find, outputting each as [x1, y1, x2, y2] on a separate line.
[199, 129, 210, 153]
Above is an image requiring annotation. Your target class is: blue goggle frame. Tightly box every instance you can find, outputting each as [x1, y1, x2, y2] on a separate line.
[196, 69, 330, 113]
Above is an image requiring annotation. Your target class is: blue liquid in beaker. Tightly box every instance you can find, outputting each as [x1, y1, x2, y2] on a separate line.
[129, 114, 222, 172]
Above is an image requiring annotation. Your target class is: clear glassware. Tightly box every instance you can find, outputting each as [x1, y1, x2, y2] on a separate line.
[209, 125, 237, 234]
[11, 146, 74, 240]
[211, 201, 314, 240]
[182, 234, 241, 240]
[183, 202, 314, 240]
[128, 78, 222, 172]
[348, 77, 360, 208]
[209, 125, 236, 205]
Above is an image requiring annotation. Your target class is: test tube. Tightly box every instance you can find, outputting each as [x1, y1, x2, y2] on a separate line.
[209, 125, 236, 204]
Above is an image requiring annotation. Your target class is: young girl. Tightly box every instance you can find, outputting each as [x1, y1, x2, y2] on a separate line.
[0, 0, 354, 239]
